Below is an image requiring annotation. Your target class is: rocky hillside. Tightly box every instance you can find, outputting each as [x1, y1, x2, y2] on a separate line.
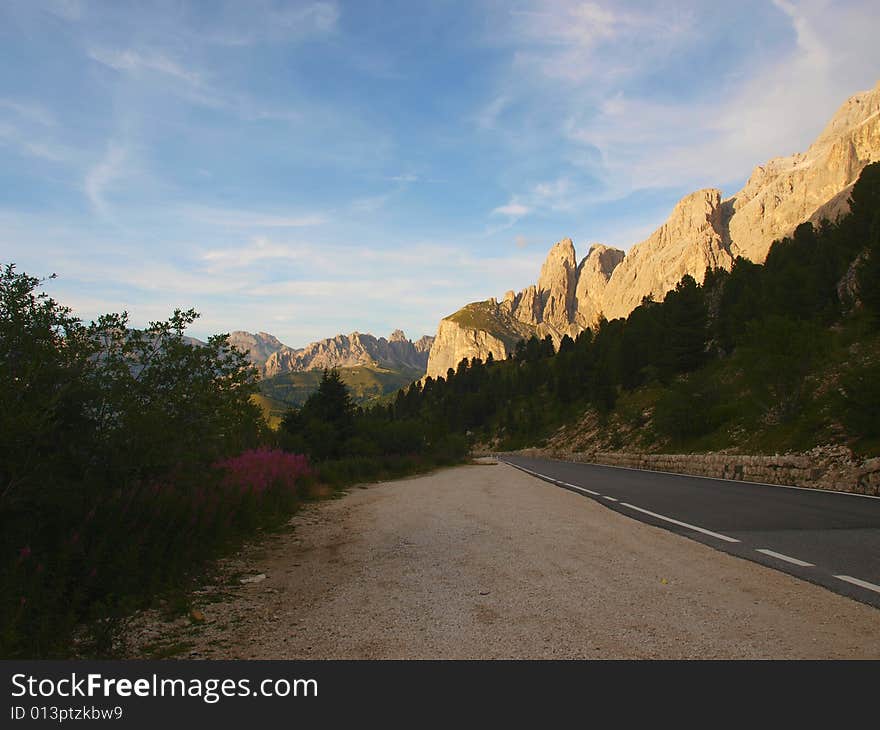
[425, 80, 880, 378]
[264, 330, 433, 378]
[227, 331, 286, 370]
[225, 328, 433, 379]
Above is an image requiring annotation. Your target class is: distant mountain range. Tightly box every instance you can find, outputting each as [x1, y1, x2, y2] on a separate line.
[227, 329, 433, 378]
[223, 329, 433, 421]
[425, 80, 880, 378]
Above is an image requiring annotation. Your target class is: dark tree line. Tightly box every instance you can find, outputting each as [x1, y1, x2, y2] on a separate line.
[298, 162, 880, 451]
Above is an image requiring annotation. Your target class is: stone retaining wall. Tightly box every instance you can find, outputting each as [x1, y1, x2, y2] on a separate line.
[506, 447, 880, 497]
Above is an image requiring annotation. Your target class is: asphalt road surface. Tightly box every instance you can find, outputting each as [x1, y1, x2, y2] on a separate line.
[502, 455, 880, 609]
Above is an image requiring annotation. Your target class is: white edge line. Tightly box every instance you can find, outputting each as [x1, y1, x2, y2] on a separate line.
[503, 462, 603, 497]
[564, 483, 600, 496]
[501, 457, 880, 501]
[619, 502, 740, 543]
[603, 496, 618, 502]
[755, 548, 815, 567]
[834, 575, 880, 594]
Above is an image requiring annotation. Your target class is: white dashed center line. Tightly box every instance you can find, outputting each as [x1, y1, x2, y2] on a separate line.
[619, 503, 740, 543]
[504, 460, 880, 603]
[834, 575, 880, 594]
[755, 549, 815, 567]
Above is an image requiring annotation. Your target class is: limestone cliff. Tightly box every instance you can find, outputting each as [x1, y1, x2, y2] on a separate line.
[264, 330, 434, 378]
[424, 80, 880, 378]
[574, 244, 625, 328]
[601, 188, 731, 320]
[227, 331, 286, 371]
[726, 81, 880, 263]
[425, 301, 536, 379]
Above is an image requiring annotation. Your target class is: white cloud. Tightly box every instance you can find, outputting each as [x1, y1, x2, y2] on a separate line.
[274, 1, 339, 34]
[86, 45, 310, 124]
[0, 122, 67, 162]
[489, 177, 577, 223]
[772, 0, 830, 71]
[88, 48, 203, 86]
[481, 0, 880, 237]
[0, 98, 56, 127]
[201, 237, 310, 268]
[191, 1, 340, 46]
[491, 202, 531, 218]
[44, 0, 83, 21]
[505, 1, 693, 85]
[565, 1, 880, 194]
[475, 95, 511, 130]
[184, 206, 325, 229]
[84, 142, 127, 216]
[351, 193, 393, 213]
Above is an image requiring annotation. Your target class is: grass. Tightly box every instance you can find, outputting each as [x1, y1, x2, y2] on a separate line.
[446, 300, 536, 349]
[258, 364, 423, 417]
[542, 318, 880, 458]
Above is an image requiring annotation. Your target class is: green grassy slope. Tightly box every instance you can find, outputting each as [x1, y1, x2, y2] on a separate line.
[447, 300, 536, 349]
[258, 364, 423, 417]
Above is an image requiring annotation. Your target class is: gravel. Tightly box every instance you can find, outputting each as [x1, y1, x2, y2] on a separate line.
[127, 461, 880, 659]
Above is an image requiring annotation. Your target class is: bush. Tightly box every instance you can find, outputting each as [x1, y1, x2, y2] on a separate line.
[653, 376, 724, 444]
[1, 448, 313, 657]
[839, 361, 880, 439]
[737, 315, 827, 421]
[0, 265, 281, 657]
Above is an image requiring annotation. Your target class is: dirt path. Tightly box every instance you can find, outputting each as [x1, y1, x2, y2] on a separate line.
[128, 461, 880, 659]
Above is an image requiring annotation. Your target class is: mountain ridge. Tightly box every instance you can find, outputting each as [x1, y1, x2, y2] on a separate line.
[425, 80, 880, 378]
[227, 329, 434, 379]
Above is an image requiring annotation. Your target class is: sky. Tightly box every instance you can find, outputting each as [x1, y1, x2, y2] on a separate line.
[1, 0, 879, 347]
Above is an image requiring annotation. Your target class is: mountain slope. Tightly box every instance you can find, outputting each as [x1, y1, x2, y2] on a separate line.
[425, 80, 880, 378]
[264, 330, 433, 378]
[227, 331, 286, 371]
[259, 364, 423, 412]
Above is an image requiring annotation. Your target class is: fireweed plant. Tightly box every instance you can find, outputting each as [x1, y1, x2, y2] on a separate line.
[0, 265, 315, 657]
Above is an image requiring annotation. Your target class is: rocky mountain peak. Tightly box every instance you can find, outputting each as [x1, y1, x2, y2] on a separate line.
[262, 329, 435, 379]
[423, 80, 880, 378]
[574, 244, 625, 327]
[534, 237, 578, 329]
[728, 81, 880, 263]
[583, 244, 626, 278]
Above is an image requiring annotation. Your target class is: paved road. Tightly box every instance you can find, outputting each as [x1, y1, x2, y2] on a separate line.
[502, 455, 880, 609]
[127, 463, 880, 658]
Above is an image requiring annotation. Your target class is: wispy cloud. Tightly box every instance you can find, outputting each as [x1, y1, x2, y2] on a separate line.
[184, 206, 325, 229]
[489, 177, 576, 221]
[0, 98, 56, 127]
[84, 142, 127, 216]
[479, 0, 880, 236]
[565, 2, 878, 194]
[505, 1, 693, 85]
[201, 236, 312, 268]
[195, 1, 340, 46]
[475, 95, 511, 130]
[351, 193, 393, 214]
[491, 202, 531, 218]
[44, 0, 83, 22]
[88, 48, 203, 85]
[87, 43, 307, 123]
[0, 123, 67, 162]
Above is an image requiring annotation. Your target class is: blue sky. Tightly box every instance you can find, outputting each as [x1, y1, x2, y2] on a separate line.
[2, 0, 879, 347]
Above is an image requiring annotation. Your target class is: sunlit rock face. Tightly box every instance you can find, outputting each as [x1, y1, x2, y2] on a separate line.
[424, 81, 880, 378]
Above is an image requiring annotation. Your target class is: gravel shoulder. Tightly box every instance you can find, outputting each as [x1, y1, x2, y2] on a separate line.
[126, 461, 880, 659]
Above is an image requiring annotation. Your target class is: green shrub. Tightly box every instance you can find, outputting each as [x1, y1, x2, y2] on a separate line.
[839, 361, 880, 438]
